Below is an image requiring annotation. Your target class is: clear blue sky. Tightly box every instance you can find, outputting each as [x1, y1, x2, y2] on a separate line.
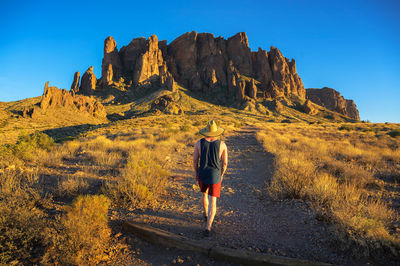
[0, 0, 399, 122]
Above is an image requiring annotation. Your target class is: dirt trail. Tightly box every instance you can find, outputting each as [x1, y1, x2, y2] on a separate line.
[127, 127, 357, 265]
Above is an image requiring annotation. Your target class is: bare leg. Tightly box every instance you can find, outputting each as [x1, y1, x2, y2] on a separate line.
[206, 195, 217, 231]
[201, 191, 209, 218]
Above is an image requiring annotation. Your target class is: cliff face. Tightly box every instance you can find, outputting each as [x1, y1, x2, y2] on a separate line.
[306, 87, 360, 120]
[94, 31, 305, 100]
[68, 31, 359, 119]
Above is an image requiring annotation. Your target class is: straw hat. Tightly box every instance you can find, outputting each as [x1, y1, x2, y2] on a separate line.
[199, 120, 224, 137]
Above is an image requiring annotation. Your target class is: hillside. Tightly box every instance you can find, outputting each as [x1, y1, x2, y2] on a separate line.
[2, 31, 400, 265]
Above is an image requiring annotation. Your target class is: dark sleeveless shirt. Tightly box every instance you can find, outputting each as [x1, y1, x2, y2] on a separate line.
[198, 138, 221, 184]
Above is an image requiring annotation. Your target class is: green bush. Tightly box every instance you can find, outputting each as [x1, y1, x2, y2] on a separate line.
[12, 132, 54, 160]
[339, 124, 355, 131]
[388, 129, 400, 138]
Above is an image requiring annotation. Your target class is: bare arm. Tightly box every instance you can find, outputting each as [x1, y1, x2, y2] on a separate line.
[220, 142, 228, 181]
[193, 140, 200, 180]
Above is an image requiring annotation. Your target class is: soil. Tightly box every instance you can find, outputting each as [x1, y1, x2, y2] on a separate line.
[118, 127, 370, 265]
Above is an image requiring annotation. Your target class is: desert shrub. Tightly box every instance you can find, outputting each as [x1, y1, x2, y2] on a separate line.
[44, 195, 112, 265]
[180, 124, 192, 132]
[57, 177, 89, 197]
[339, 124, 355, 131]
[192, 120, 202, 126]
[0, 198, 46, 264]
[324, 114, 335, 120]
[87, 149, 122, 167]
[12, 132, 54, 161]
[388, 129, 400, 138]
[234, 121, 244, 128]
[105, 150, 169, 207]
[0, 167, 46, 265]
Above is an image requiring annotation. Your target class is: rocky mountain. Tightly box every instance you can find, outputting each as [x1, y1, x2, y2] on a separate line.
[306, 87, 359, 120]
[23, 82, 106, 118]
[68, 31, 359, 120]
[71, 31, 305, 101]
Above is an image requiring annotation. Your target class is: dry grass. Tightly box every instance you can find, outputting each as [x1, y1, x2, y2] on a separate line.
[256, 122, 400, 256]
[42, 195, 125, 265]
[1, 88, 399, 263]
[57, 177, 89, 197]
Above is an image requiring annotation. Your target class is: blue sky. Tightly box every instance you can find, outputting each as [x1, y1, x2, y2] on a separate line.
[0, 0, 399, 122]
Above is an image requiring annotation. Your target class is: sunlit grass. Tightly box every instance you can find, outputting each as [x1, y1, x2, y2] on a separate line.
[256, 122, 400, 254]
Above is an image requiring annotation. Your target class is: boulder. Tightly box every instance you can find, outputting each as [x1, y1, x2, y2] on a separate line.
[80, 66, 97, 94]
[306, 87, 360, 120]
[150, 95, 183, 115]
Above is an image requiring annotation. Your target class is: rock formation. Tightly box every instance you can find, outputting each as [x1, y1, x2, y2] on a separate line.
[227, 32, 252, 76]
[306, 87, 359, 120]
[80, 66, 97, 94]
[134, 35, 164, 84]
[303, 99, 319, 115]
[159, 62, 177, 92]
[70, 71, 80, 93]
[271, 99, 284, 112]
[102, 36, 122, 84]
[245, 79, 257, 99]
[267, 47, 305, 98]
[24, 82, 106, 118]
[67, 31, 359, 120]
[115, 35, 177, 91]
[91, 32, 306, 102]
[150, 95, 183, 115]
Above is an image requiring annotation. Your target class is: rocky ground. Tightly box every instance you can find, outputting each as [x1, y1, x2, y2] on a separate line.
[115, 127, 369, 265]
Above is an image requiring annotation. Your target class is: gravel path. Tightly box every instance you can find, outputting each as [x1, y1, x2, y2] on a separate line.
[127, 127, 360, 265]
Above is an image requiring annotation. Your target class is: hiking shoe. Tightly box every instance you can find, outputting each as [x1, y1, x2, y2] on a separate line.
[203, 229, 211, 237]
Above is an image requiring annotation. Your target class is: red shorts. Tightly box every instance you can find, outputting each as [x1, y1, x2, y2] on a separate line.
[198, 179, 221, 198]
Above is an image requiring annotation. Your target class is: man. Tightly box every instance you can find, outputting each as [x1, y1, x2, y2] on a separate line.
[193, 120, 228, 237]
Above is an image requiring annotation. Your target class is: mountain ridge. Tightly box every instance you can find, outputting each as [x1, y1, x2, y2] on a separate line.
[68, 31, 359, 120]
